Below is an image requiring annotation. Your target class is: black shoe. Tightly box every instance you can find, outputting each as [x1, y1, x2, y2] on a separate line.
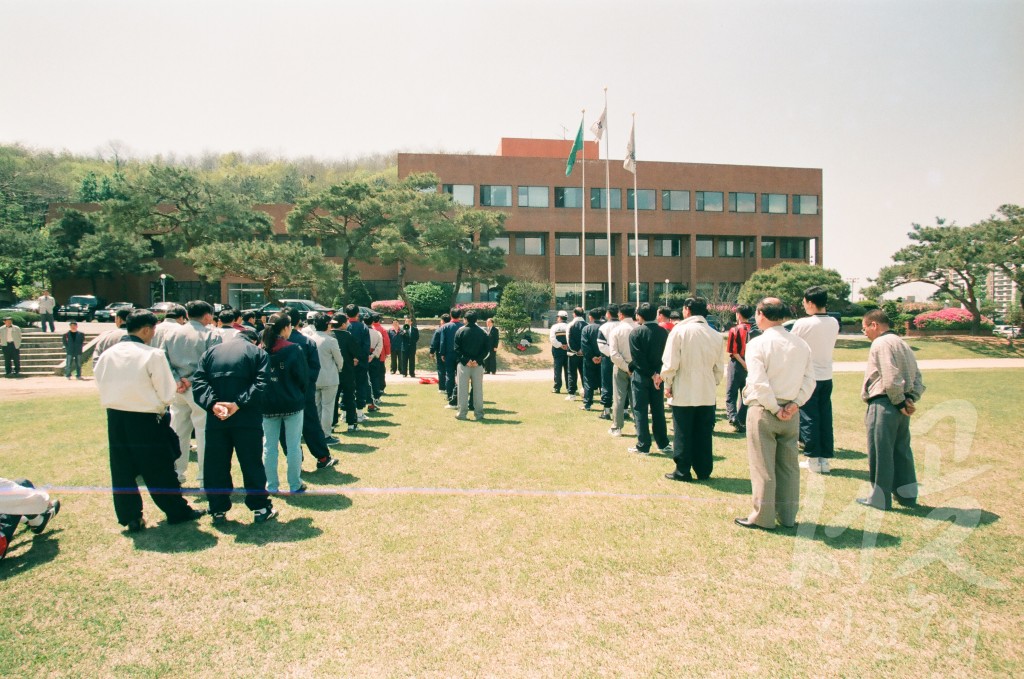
[125, 517, 147, 533]
[664, 470, 693, 482]
[211, 512, 228, 525]
[253, 507, 278, 524]
[168, 508, 207, 525]
[734, 518, 774, 531]
[29, 499, 60, 535]
[291, 484, 308, 495]
[316, 456, 339, 470]
[552, 387, 561, 394]
[598, 410, 612, 421]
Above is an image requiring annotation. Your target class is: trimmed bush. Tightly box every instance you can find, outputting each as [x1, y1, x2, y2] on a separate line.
[405, 282, 453, 318]
[454, 302, 497, 319]
[371, 300, 407, 315]
[2, 312, 39, 328]
[913, 308, 994, 332]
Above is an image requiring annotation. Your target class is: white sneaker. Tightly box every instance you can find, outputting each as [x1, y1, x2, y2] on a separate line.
[819, 459, 831, 473]
[565, 394, 576, 401]
[799, 457, 823, 473]
[608, 427, 622, 437]
[357, 412, 368, 423]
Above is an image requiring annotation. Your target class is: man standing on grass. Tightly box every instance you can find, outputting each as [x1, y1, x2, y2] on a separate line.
[62, 321, 85, 380]
[401, 316, 420, 377]
[453, 310, 489, 421]
[429, 313, 450, 394]
[627, 303, 672, 455]
[438, 308, 463, 407]
[483, 317, 499, 375]
[565, 306, 586, 400]
[661, 298, 723, 480]
[549, 309, 570, 394]
[191, 328, 277, 525]
[790, 286, 840, 474]
[330, 315, 360, 433]
[579, 307, 604, 412]
[153, 300, 222, 488]
[308, 313, 344, 442]
[282, 308, 339, 468]
[344, 304, 371, 421]
[725, 304, 757, 433]
[607, 303, 637, 437]
[388, 319, 404, 376]
[596, 304, 620, 421]
[859, 309, 925, 510]
[1, 316, 21, 377]
[94, 309, 205, 532]
[736, 298, 815, 530]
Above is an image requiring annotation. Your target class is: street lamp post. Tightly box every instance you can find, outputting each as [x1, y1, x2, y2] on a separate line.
[160, 274, 167, 303]
[664, 279, 670, 308]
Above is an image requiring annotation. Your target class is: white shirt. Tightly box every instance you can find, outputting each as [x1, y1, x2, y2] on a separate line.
[217, 326, 240, 342]
[311, 330, 344, 387]
[660, 316, 724, 407]
[549, 321, 569, 349]
[597, 319, 619, 357]
[94, 338, 178, 414]
[368, 327, 383, 360]
[742, 326, 816, 414]
[790, 314, 839, 380]
[36, 295, 55, 314]
[608, 318, 637, 372]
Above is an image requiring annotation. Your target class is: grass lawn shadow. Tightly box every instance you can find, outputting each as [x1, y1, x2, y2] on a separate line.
[783, 523, 901, 549]
[344, 429, 389, 440]
[363, 419, 399, 428]
[901, 505, 1000, 526]
[219, 516, 323, 545]
[702, 477, 752, 495]
[826, 468, 870, 481]
[943, 337, 1022, 358]
[484, 408, 518, 416]
[379, 402, 406, 408]
[128, 521, 218, 553]
[337, 443, 378, 454]
[0, 531, 61, 581]
[300, 470, 359, 485]
[836, 339, 872, 351]
[280, 492, 353, 512]
[477, 418, 523, 425]
[834, 448, 867, 460]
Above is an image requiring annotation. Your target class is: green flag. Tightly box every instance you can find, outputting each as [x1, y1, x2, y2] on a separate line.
[565, 120, 584, 176]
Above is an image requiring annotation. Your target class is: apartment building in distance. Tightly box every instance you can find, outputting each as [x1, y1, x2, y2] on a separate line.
[987, 267, 1019, 317]
[398, 138, 823, 308]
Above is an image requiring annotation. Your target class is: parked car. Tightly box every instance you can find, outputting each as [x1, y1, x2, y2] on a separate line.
[243, 299, 335, 321]
[993, 325, 1022, 339]
[94, 302, 135, 323]
[149, 301, 181, 316]
[0, 300, 41, 315]
[56, 295, 106, 321]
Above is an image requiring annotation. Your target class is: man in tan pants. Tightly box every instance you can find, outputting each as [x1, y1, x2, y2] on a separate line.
[737, 298, 815, 530]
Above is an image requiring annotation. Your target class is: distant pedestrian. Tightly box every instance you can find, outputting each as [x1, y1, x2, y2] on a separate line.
[725, 304, 757, 433]
[36, 291, 56, 332]
[388, 319, 404, 375]
[483, 317, 499, 375]
[549, 310, 570, 393]
[1, 317, 22, 377]
[400, 316, 420, 377]
[453, 310, 488, 421]
[62, 321, 85, 379]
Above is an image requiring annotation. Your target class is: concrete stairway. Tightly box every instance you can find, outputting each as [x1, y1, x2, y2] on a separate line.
[17, 329, 100, 376]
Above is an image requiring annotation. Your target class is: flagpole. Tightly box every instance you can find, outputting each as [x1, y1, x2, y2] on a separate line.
[631, 113, 640, 307]
[603, 87, 612, 304]
[580, 109, 586, 310]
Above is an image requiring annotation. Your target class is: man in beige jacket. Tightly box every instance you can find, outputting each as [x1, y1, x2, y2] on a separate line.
[660, 298, 723, 481]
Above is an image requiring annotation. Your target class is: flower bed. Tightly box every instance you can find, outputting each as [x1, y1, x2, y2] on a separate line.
[912, 308, 994, 332]
[370, 300, 406, 314]
[454, 302, 498, 319]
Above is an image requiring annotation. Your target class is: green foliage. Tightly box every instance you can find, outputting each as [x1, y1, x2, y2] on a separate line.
[423, 207, 507, 307]
[187, 239, 342, 301]
[494, 280, 552, 347]
[1, 311, 40, 327]
[737, 262, 850, 312]
[404, 282, 453, 317]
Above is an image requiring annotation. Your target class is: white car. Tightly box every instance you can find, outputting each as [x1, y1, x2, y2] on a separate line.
[993, 325, 1022, 339]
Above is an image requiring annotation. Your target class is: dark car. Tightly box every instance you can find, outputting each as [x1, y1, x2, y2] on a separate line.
[56, 295, 106, 321]
[244, 299, 335, 322]
[94, 302, 135, 323]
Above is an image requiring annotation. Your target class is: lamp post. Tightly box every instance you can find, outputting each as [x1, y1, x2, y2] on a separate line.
[160, 274, 167, 303]
[664, 279, 670, 308]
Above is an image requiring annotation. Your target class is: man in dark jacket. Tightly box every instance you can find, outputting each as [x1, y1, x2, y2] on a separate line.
[438, 308, 463, 407]
[330, 315, 361, 432]
[191, 330, 277, 524]
[628, 303, 672, 455]
[344, 304, 372, 418]
[453, 311, 489, 421]
[283, 308, 338, 470]
[401, 316, 420, 377]
[483, 317, 499, 375]
[62, 321, 86, 379]
[429, 313, 450, 392]
[565, 307, 586, 398]
[579, 307, 605, 411]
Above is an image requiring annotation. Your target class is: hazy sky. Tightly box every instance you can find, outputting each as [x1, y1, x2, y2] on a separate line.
[2, 0, 1022, 295]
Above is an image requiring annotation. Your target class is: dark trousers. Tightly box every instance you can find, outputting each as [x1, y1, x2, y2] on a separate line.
[354, 362, 370, 408]
[582, 357, 601, 407]
[443, 355, 458, 404]
[552, 349, 568, 390]
[40, 313, 55, 332]
[282, 389, 329, 460]
[483, 351, 496, 375]
[567, 354, 583, 394]
[203, 426, 271, 514]
[400, 347, 417, 376]
[435, 354, 445, 391]
[106, 409, 193, 525]
[631, 373, 670, 451]
[599, 356, 614, 408]
[340, 379, 357, 425]
[866, 400, 918, 508]
[3, 344, 19, 375]
[390, 350, 402, 374]
[725, 361, 748, 425]
[799, 379, 835, 457]
[370, 359, 386, 400]
[671, 405, 717, 479]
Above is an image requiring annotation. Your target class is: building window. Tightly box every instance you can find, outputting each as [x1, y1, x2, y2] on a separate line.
[653, 237, 681, 257]
[695, 191, 724, 212]
[626, 189, 656, 210]
[442, 184, 475, 206]
[488, 237, 509, 254]
[628, 282, 650, 303]
[760, 239, 777, 258]
[695, 283, 714, 300]
[729, 192, 756, 213]
[696, 237, 714, 258]
[761, 193, 787, 214]
[662, 190, 689, 211]
[556, 283, 608, 309]
[717, 237, 745, 258]
[793, 195, 818, 215]
[480, 283, 500, 302]
[628, 236, 650, 257]
[589, 188, 621, 209]
[779, 238, 807, 259]
[555, 235, 581, 256]
[480, 185, 512, 207]
[515, 234, 546, 256]
[555, 187, 583, 208]
[518, 186, 549, 208]
[585, 235, 615, 256]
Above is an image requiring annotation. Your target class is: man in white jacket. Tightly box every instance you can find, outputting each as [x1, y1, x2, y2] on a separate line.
[660, 297, 723, 481]
[308, 313, 344, 442]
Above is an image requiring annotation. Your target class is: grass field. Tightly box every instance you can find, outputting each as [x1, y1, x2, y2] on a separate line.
[1, 370, 1021, 676]
[833, 336, 1024, 362]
